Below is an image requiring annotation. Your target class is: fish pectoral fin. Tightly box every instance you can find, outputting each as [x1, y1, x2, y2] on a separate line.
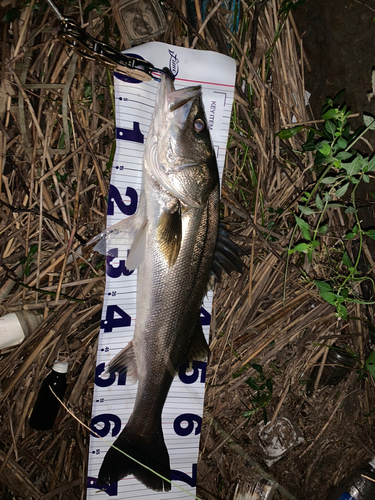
[156, 201, 182, 267]
[106, 341, 138, 382]
[126, 218, 148, 271]
[184, 315, 209, 363]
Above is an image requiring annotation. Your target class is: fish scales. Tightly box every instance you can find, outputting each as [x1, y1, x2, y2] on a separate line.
[93, 74, 220, 492]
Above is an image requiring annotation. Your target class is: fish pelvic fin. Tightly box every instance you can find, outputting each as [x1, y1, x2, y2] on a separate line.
[156, 200, 182, 267]
[106, 341, 138, 382]
[97, 424, 171, 492]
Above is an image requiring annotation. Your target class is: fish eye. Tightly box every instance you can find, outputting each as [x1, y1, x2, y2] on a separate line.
[194, 119, 205, 132]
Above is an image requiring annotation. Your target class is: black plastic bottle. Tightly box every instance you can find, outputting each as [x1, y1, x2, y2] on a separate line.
[29, 362, 68, 430]
[306, 346, 355, 396]
[327, 456, 375, 500]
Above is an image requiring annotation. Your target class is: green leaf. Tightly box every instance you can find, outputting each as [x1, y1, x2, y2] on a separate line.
[364, 113, 375, 130]
[363, 174, 370, 183]
[298, 205, 315, 215]
[367, 157, 375, 172]
[321, 177, 337, 185]
[302, 142, 317, 152]
[277, 126, 303, 139]
[318, 224, 328, 235]
[345, 206, 357, 214]
[345, 232, 356, 240]
[295, 215, 311, 240]
[246, 378, 259, 391]
[335, 182, 349, 198]
[336, 303, 347, 320]
[3, 7, 20, 22]
[289, 242, 310, 254]
[321, 291, 337, 305]
[365, 229, 375, 240]
[341, 288, 349, 299]
[323, 193, 332, 202]
[28, 244, 38, 258]
[342, 251, 353, 267]
[333, 90, 346, 102]
[58, 132, 66, 150]
[317, 141, 331, 156]
[327, 202, 345, 208]
[314, 280, 332, 293]
[336, 137, 347, 149]
[315, 193, 323, 210]
[365, 350, 375, 378]
[336, 151, 353, 161]
[263, 408, 268, 425]
[343, 123, 351, 139]
[336, 295, 346, 304]
[307, 129, 315, 142]
[251, 363, 263, 374]
[322, 109, 341, 120]
[342, 156, 362, 176]
[324, 120, 336, 139]
[266, 379, 273, 393]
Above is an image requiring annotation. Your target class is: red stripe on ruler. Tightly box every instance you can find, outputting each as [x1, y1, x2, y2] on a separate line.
[175, 77, 235, 87]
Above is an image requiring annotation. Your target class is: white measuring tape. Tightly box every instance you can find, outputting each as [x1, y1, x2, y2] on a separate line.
[86, 42, 235, 499]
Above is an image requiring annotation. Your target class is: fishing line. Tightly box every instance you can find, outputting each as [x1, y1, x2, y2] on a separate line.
[50, 387, 204, 500]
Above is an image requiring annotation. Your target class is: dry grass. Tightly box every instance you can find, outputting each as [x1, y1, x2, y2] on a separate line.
[0, 1, 374, 499]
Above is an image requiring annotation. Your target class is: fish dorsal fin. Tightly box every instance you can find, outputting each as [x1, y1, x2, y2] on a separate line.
[156, 201, 182, 267]
[184, 315, 209, 363]
[106, 340, 138, 382]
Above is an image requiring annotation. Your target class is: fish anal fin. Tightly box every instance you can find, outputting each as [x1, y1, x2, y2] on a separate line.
[184, 316, 209, 363]
[156, 201, 182, 267]
[106, 341, 138, 382]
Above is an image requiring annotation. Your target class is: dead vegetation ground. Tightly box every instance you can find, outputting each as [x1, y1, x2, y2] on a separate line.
[0, 1, 374, 499]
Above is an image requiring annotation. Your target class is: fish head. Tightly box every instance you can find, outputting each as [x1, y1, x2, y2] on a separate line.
[147, 74, 219, 207]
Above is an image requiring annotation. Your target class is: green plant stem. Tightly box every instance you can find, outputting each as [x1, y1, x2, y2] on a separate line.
[345, 120, 375, 151]
[337, 176, 362, 297]
[283, 224, 298, 304]
[312, 198, 329, 240]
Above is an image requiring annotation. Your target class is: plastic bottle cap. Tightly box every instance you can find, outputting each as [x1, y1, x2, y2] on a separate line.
[52, 362, 69, 374]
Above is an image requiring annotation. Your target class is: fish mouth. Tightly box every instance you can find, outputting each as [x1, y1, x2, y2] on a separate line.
[158, 68, 201, 112]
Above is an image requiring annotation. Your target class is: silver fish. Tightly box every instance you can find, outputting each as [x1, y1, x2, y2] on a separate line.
[93, 74, 220, 491]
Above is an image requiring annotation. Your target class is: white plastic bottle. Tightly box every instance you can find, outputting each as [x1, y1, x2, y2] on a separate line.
[0, 311, 43, 349]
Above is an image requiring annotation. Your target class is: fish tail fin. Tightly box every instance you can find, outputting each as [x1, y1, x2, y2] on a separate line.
[98, 424, 171, 492]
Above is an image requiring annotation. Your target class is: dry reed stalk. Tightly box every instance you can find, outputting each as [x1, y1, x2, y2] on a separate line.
[0, 1, 372, 498]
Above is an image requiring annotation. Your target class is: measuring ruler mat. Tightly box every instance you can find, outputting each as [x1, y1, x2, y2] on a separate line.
[87, 42, 235, 499]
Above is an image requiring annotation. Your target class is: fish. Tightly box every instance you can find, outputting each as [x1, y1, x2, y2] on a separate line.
[91, 73, 243, 492]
